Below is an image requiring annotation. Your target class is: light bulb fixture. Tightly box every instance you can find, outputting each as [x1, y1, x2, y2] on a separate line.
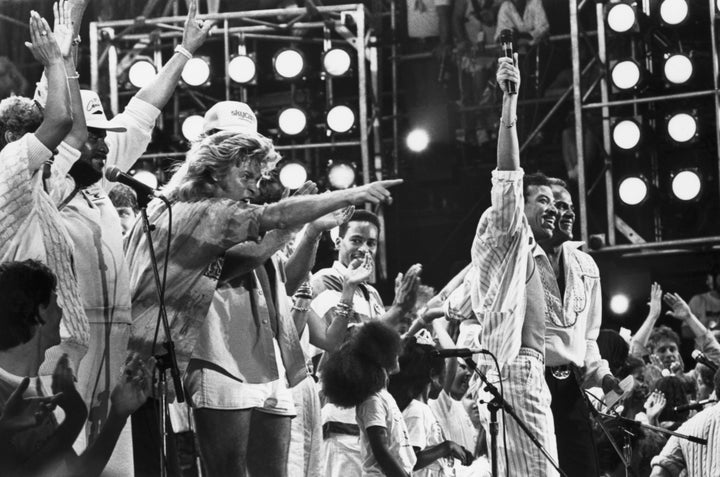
[273, 48, 305, 80]
[663, 53, 693, 85]
[406, 128, 430, 152]
[326, 105, 356, 134]
[612, 118, 642, 150]
[181, 56, 211, 87]
[606, 3, 637, 34]
[618, 176, 649, 206]
[659, 0, 689, 26]
[610, 59, 642, 91]
[278, 107, 308, 136]
[670, 169, 702, 201]
[666, 112, 698, 143]
[228, 54, 257, 84]
[327, 161, 356, 189]
[181, 114, 205, 142]
[128, 57, 157, 89]
[278, 162, 308, 190]
[322, 48, 352, 77]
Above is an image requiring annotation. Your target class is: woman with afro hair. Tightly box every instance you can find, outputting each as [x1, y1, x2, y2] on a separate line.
[321, 320, 415, 477]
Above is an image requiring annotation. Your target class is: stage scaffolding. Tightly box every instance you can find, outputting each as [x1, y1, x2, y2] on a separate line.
[569, 0, 720, 255]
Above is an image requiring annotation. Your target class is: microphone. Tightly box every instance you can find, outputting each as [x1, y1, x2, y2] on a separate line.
[673, 399, 717, 413]
[499, 29, 516, 95]
[105, 165, 161, 203]
[691, 349, 719, 373]
[431, 348, 489, 359]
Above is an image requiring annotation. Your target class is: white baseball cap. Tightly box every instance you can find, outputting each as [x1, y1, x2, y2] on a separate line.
[203, 101, 257, 135]
[80, 90, 127, 132]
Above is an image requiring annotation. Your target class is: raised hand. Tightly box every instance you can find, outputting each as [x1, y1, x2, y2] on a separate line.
[393, 263, 422, 312]
[182, 0, 215, 54]
[644, 390, 666, 425]
[664, 292, 692, 322]
[310, 205, 355, 233]
[349, 179, 404, 205]
[111, 353, 152, 418]
[0, 378, 62, 435]
[52, 1, 74, 58]
[25, 11, 63, 66]
[496, 53, 520, 95]
[51, 354, 86, 417]
[647, 282, 663, 320]
[343, 254, 373, 286]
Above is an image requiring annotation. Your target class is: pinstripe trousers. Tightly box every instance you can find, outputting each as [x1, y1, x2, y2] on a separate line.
[479, 348, 559, 477]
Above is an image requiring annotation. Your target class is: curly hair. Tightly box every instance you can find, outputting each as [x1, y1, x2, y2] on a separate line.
[388, 337, 444, 411]
[108, 184, 139, 212]
[0, 96, 42, 149]
[321, 321, 402, 408]
[653, 376, 690, 424]
[0, 260, 57, 351]
[648, 325, 680, 351]
[163, 130, 280, 202]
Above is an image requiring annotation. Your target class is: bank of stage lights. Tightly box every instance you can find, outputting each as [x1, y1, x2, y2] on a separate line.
[617, 169, 702, 205]
[606, 0, 689, 33]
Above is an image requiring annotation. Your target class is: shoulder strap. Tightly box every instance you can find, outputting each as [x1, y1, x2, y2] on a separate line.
[57, 186, 81, 212]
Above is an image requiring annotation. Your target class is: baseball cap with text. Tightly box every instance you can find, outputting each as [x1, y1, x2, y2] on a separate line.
[203, 101, 257, 135]
[80, 90, 127, 132]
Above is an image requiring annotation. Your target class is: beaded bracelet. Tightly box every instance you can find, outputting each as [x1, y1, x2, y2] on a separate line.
[292, 305, 310, 313]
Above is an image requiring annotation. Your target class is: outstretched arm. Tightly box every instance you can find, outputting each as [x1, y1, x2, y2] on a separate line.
[496, 54, 520, 171]
[629, 283, 663, 357]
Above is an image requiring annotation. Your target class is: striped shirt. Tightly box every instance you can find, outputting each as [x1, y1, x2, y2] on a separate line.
[468, 169, 534, 369]
[651, 403, 720, 477]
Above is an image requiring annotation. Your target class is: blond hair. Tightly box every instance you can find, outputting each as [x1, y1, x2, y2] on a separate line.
[164, 130, 280, 202]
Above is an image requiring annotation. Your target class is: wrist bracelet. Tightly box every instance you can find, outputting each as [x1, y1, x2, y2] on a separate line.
[294, 293, 312, 300]
[500, 116, 517, 128]
[292, 305, 310, 313]
[174, 45, 192, 60]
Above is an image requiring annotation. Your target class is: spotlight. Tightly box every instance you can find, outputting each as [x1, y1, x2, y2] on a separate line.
[273, 48, 305, 80]
[228, 54, 256, 84]
[618, 176, 649, 206]
[659, 0, 689, 25]
[609, 294, 630, 314]
[612, 119, 642, 150]
[327, 161, 356, 189]
[181, 115, 205, 142]
[132, 170, 159, 190]
[663, 53, 693, 85]
[326, 105, 356, 134]
[128, 58, 157, 89]
[611, 59, 642, 90]
[406, 129, 430, 152]
[181, 57, 211, 87]
[606, 3, 637, 33]
[279, 162, 308, 189]
[671, 169, 702, 201]
[278, 107, 308, 136]
[322, 48, 352, 77]
[666, 112, 697, 143]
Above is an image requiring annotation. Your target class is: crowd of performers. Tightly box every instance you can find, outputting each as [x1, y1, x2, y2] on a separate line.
[0, 1, 719, 476]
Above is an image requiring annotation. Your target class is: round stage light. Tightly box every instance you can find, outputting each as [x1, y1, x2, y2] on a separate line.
[279, 162, 307, 190]
[132, 170, 159, 190]
[659, 0, 688, 25]
[322, 48, 352, 77]
[181, 115, 205, 142]
[671, 170, 701, 201]
[667, 113, 697, 143]
[406, 129, 429, 152]
[326, 105, 355, 134]
[278, 107, 308, 136]
[611, 60, 641, 90]
[618, 176, 648, 205]
[612, 119, 641, 150]
[274, 48, 305, 80]
[128, 59, 157, 89]
[181, 57, 211, 87]
[228, 55, 256, 84]
[328, 162, 356, 189]
[607, 3, 636, 33]
[663, 54, 693, 85]
[610, 294, 630, 314]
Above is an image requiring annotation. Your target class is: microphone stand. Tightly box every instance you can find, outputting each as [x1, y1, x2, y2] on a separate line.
[597, 412, 708, 446]
[463, 356, 567, 477]
[138, 193, 184, 477]
[584, 391, 634, 477]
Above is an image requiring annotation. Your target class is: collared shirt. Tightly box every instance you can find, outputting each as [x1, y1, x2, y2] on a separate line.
[0, 134, 88, 351]
[494, 0, 549, 42]
[190, 254, 307, 387]
[650, 403, 720, 477]
[310, 261, 386, 325]
[544, 241, 610, 387]
[46, 98, 160, 327]
[125, 197, 264, 373]
[468, 169, 538, 368]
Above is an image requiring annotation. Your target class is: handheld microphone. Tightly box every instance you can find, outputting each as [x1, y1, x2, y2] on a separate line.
[431, 348, 489, 359]
[673, 399, 716, 413]
[499, 29, 516, 95]
[105, 165, 161, 204]
[691, 349, 719, 373]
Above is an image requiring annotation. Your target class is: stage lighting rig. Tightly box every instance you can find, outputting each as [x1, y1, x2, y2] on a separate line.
[181, 115, 205, 142]
[322, 48, 352, 77]
[610, 59, 643, 91]
[228, 54, 257, 84]
[327, 161, 356, 189]
[278, 162, 308, 189]
[278, 107, 308, 136]
[670, 169, 702, 201]
[666, 112, 698, 143]
[181, 56, 211, 87]
[606, 2, 638, 34]
[273, 48, 306, 81]
[612, 118, 642, 150]
[128, 57, 157, 89]
[658, 0, 689, 26]
[618, 176, 649, 206]
[326, 105, 356, 134]
[663, 53, 693, 86]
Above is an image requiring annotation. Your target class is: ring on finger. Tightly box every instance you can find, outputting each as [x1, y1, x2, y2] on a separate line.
[41, 31, 48, 36]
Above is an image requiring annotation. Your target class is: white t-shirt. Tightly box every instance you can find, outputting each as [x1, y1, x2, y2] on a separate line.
[404, 399, 454, 477]
[428, 390, 478, 454]
[356, 389, 417, 476]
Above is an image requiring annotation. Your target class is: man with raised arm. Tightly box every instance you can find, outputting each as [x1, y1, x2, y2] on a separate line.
[467, 54, 558, 476]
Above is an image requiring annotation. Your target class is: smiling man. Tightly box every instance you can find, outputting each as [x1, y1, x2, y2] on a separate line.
[537, 178, 621, 477]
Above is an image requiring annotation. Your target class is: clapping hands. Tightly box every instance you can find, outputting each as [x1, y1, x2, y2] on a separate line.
[110, 353, 152, 419]
[0, 378, 62, 436]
